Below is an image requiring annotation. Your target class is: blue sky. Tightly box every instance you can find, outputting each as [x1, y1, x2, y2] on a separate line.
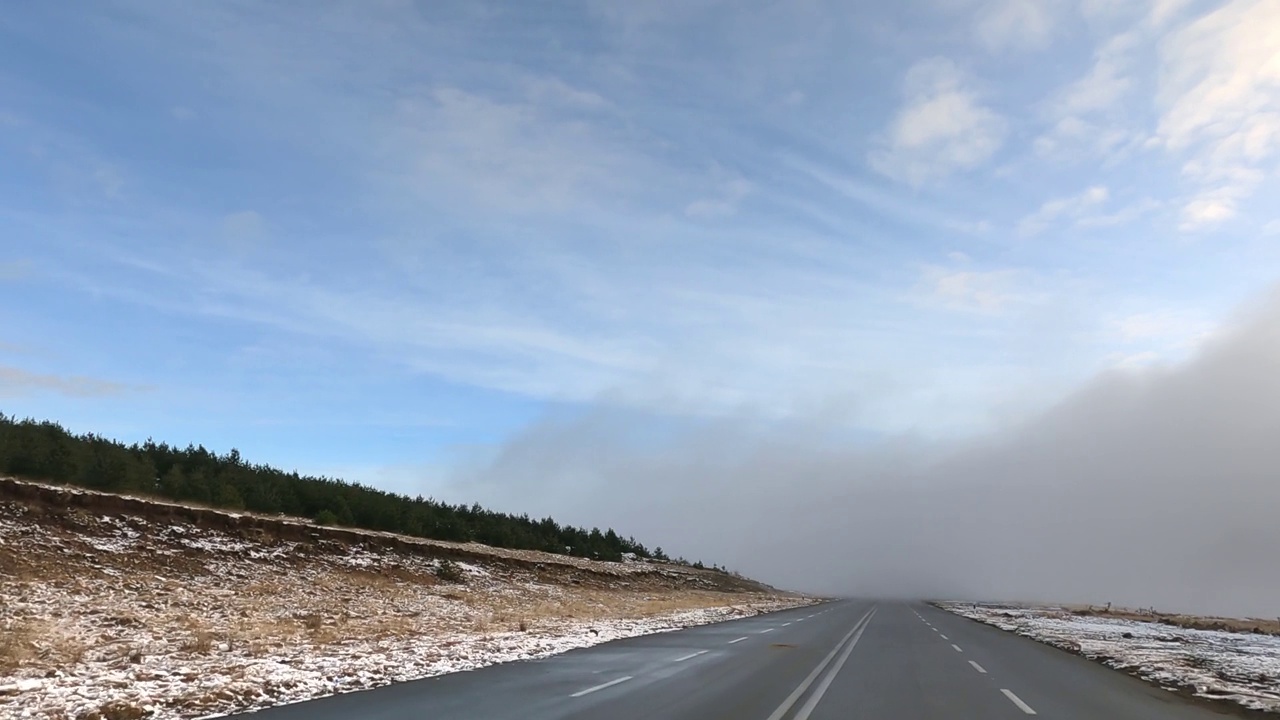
[2, 0, 1278, 499]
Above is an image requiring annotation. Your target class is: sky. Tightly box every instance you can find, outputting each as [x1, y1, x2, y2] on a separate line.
[2, 1, 1279, 613]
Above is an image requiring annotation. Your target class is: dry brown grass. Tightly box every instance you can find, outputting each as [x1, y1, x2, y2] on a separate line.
[79, 700, 147, 720]
[470, 612, 493, 633]
[179, 617, 216, 654]
[1065, 605, 1280, 636]
[183, 631, 214, 654]
[0, 481, 811, 720]
[0, 620, 35, 671]
[2, 487, 801, 684]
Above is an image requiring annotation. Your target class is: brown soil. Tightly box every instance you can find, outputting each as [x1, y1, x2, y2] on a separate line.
[1063, 604, 1280, 637]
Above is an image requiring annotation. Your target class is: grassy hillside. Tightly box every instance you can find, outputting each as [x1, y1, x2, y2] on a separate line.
[0, 413, 705, 566]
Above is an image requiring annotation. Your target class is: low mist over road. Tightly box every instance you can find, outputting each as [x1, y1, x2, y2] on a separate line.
[456, 289, 1280, 618]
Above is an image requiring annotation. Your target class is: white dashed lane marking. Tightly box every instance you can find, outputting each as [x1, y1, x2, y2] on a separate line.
[1001, 689, 1037, 714]
[673, 650, 708, 662]
[570, 676, 632, 698]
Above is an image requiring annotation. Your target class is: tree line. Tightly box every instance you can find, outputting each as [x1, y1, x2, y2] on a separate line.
[0, 413, 686, 564]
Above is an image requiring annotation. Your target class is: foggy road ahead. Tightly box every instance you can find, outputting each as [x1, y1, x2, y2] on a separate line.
[228, 600, 1237, 719]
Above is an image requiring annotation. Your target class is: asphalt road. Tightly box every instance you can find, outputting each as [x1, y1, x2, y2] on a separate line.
[231, 600, 1247, 719]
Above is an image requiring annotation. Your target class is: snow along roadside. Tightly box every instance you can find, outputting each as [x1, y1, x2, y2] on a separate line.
[1, 599, 812, 719]
[935, 602, 1280, 714]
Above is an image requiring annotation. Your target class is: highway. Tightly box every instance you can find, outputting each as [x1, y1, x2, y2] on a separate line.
[231, 600, 1245, 719]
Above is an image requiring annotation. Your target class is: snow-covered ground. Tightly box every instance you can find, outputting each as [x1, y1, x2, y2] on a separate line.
[0, 495, 813, 719]
[937, 602, 1280, 713]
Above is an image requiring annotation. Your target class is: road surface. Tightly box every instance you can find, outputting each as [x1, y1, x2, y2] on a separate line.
[230, 600, 1247, 719]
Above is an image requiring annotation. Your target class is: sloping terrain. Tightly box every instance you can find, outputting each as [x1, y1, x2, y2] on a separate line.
[0, 478, 811, 719]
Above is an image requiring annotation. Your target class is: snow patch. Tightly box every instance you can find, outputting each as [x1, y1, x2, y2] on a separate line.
[938, 602, 1280, 713]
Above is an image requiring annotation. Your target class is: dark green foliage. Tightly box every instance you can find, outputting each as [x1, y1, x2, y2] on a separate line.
[313, 509, 340, 526]
[434, 559, 465, 583]
[0, 413, 672, 563]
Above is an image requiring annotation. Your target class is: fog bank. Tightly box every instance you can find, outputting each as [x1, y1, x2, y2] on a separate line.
[451, 290, 1280, 618]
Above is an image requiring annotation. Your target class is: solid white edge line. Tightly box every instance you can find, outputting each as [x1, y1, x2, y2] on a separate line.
[969, 660, 987, 674]
[673, 650, 709, 663]
[1001, 689, 1038, 715]
[570, 676, 633, 698]
[764, 607, 876, 720]
[952, 644, 963, 653]
[728, 636, 749, 644]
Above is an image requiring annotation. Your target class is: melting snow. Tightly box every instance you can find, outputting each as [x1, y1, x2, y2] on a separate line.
[0, 492, 813, 719]
[938, 602, 1280, 713]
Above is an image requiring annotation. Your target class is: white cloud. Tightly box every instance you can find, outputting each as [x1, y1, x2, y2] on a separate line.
[1106, 308, 1215, 364]
[1263, 220, 1280, 236]
[1180, 191, 1240, 230]
[1034, 117, 1144, 161]
[918, 264, 1026, 313]
[869, 58, 1006, 185]
[1156, 0, 1280, 229]
[1149, 0, 1194, 26]
[522, 77, 611, 111]
[1112, 310, 1206, 343]
[1034, 30, 1146, 162]
[1052, 32, 1138, 117]
[973, 0, 1061, 52]
[1104, 350, 1164, 369]
[1076, 197, 1161, 227]
[785, 155, 990, 231]
[1077, 0, 1159, 26]
[0, 365, 141, 398]
[1017, 185, 1110, 236]
[386, 83, 642, 215]
[943, 219, 993, 235]
[685, 176, 753, 219]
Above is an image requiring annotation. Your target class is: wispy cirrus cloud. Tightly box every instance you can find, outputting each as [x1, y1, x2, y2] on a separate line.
[685, 174, 753, 220]
[0, 365, 144, 399]
[1017, 185, 1110, 236]
[917, 265, 1029, 313]
[1154, 0, 1280, 230]
[869, 57, 1006, 185]
[3, 0, 1279, 507]
[970, 0, 1065, 52]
